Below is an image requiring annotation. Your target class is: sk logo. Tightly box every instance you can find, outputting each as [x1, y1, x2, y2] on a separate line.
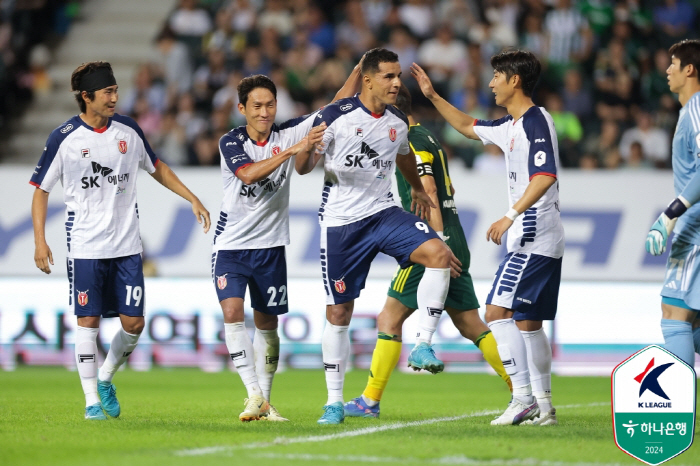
[612, 345, 696, 465]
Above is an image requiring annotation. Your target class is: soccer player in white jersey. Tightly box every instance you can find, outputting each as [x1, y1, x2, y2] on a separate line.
[296, 48, 459, 425]
[215, 69, 362, 422]
[30, 62, 211, 420]
[412, 49, 564, 426]
[645, 39, 700, 368]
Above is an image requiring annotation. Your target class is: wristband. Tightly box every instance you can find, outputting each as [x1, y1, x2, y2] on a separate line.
[505, 208, 519, 221]
[437, 231, 445, 241]
[664, 196, 691, 220]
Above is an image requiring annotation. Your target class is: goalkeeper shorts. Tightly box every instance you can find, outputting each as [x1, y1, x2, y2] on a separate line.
[660, 238, 700, 310]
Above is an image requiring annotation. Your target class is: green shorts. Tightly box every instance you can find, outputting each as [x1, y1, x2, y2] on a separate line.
[387, 224, 479, 311]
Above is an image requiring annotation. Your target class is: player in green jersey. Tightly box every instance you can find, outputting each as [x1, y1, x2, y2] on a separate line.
[344, 84, 512, 418]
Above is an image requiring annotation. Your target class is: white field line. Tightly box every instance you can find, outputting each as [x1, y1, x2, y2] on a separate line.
[175, 401, 609, 457]
[257, 452, 692, 466]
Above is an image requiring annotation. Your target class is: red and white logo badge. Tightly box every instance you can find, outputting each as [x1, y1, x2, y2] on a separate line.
[509, 137, 515, 152]
[216, 274, 227, 290]
[333, 277, 346, 294]
[389, 127, 397, 142]
[272, 145, 281, 156]
[118, 140, 127, 154]
[77, 289, 89, 306]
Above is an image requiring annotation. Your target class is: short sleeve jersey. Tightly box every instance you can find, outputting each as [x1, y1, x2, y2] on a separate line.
[214, 114, 317, 251]
[313, 95, 410, 226]
[473, 106, 564, 258]
[29, 114, 159, 259]
[395, 124, 460, 227]
[672, 91, 700, 245]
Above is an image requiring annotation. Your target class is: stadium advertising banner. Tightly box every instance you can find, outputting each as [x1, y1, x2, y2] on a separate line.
[0, 278, 667, 374]
[0, 166, 675, 281]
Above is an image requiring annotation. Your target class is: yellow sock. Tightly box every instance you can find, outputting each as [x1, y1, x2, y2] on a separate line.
[363, 333, 402, 402]
[476, 330, 513, 392]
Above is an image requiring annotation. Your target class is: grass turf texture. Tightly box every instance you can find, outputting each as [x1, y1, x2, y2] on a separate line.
[0, 367, 697, 466]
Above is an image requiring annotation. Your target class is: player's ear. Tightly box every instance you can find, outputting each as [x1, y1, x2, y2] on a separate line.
[363, 73, 372, 89]
[237, 102, 246, 116]
[81, 90, 91, 104]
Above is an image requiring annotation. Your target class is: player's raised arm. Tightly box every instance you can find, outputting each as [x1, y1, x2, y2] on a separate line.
[410, 63, 480, 141]
[295, 123, 326, 175]
[396, 148, 436, 221]
[150, 161, 211, 233]
[31, 188, 53, 274]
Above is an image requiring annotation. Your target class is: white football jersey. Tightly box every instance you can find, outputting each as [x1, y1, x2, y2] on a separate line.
[314, 95, 410, 226]
[214, 114, 317, 251]
[473, 106, 565, 258]
[29, 114, 159, 259]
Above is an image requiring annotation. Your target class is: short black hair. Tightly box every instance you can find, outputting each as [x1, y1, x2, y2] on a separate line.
[394, 83, 412, 116]
[237, 74, 277, 107]
[71, 61, 114, 113]
[669, 39, 700, 81]
[361, 48, 399, 75]
[490, 49, 541, 97]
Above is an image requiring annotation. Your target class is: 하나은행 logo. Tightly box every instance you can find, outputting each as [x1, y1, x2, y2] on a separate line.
[612, 344, 696, 465]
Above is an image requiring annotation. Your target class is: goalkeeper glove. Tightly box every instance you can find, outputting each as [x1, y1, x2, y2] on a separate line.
[645, 196, 691, 256]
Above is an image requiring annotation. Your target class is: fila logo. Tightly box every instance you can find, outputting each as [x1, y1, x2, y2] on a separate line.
[226, 141, 237, 146]
[230, 350, 246, 361]
[81, 148, 90, 158]
[427, 307, 443, 317]
[122, 351, 133, 358]
[534, 138, 546, 143]
[356, 128, 363, 137]
[266, 356, 279, 364]
[502, 358, 515, 368]
[78, 354, 95, 363]
[324, 363, 340, 372]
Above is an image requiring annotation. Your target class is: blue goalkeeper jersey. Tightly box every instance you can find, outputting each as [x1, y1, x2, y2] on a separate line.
[673, 91, 700, 245]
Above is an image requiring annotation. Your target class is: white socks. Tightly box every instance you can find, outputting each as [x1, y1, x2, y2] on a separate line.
[98, 328, 140, 383]
[488, 318, 532, 403]
[75, 326, 100, 407]
[224, 322, 263, 398]
[253, 327, 280, 403]
[521, 327, 553, 412]
[322, 321, 350, 405]
[415, 267, 450, 345]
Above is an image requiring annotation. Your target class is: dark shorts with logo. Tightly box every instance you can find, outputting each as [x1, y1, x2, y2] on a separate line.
[387, 225, 479, 311]
[321, 206, 440, 305]
[69, 254, 145, 318]
[213, 246, 289, 315]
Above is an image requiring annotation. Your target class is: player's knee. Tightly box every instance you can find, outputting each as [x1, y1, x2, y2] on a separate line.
[123, 318, 145, 334]
[327, 304, 353, 326]
[484, 305, 510, 323]
[425, 240, 451, 268]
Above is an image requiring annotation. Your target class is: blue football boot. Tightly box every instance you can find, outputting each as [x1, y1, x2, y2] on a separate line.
[97, 380, 120, 418]
[84, 403, 107, 420]
[407, 342, 445, 374]
[317, 401, 345, 424]
[344, 396, 380, 418]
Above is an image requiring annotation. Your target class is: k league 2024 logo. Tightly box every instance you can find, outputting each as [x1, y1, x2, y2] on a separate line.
[612, 345, 696, 465]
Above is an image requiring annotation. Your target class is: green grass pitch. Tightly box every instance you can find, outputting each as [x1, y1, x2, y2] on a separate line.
[0, 367, 697, 466]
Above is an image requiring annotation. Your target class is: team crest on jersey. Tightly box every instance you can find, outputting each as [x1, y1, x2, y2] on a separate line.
[333, 277, 346, 294]
[216, 274, 227, 290]
[510, 137, 515, 152]
[77, 289, 89, 306]
[118, 140, 127, 154]
[389, 127, 397, 142]
[81, 148, 90, 158]
[272, 145, 281, 156]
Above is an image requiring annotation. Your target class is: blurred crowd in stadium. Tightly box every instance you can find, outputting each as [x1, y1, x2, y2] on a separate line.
[3, 0, 700, 170]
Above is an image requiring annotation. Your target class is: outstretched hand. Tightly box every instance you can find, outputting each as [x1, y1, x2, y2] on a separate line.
[411, 190, 436, 221]
[410, 63, 437, 100]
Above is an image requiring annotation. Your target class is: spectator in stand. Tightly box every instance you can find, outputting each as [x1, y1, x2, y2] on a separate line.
[521, 14, 549, 59]
[653, 0, 696, 48]
[417, 23, 468, 96]
[228, 0, 257, 34]
[120, 64, 167, 116]
[625, 141, 653, 169]
[361, 0, 390, 34]
[642, 48, 675, 110]
[561, 68, 592, 120]
[386, 26, 418, 77]
[545, 92, 583, 167]
[202, 8, 237, 61]
[584, 119, 621, 163]
[579, 153, 600, 170]
[306, 5, 335, 57]
[619, 111, 670, 168]
[257, 0, 293, 38]
[176, 92, 208, 145]
[337, 0, 376, 57]
[399, 0, 434, 40]
[193, 47, 229, 113]
[544, 0, 593, 83]
[168, 0, 212, 37]
[241, 46, 271, 78]
[155, 26, 192, 95]
[473, 142, 506, 174]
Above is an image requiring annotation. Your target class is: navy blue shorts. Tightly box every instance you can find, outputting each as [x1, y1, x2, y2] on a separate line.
[213, 246, 289, 315]
[68, 254, 145, 318]
[485, 252, 562, 321]
[321, 206, 439, 305]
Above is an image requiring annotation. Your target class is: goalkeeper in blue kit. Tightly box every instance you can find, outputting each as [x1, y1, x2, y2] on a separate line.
[646, 39, 700, 368]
